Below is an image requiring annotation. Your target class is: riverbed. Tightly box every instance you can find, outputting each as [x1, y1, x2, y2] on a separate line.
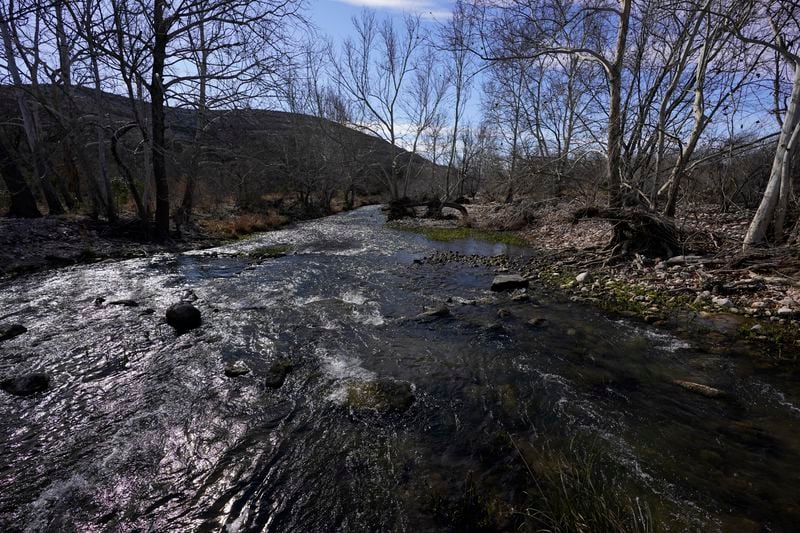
[1, 206, 799, 531]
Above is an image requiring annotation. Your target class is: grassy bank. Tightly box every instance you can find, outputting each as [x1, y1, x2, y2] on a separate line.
[387, 223, 527, 247]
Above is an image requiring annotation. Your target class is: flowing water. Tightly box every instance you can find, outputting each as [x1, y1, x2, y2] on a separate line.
[1, 206, 800, 532]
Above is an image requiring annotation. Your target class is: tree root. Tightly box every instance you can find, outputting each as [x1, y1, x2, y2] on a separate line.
[572, 206, 682, 259]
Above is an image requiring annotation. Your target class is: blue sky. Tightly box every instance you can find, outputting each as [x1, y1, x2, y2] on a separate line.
[308, 0, 453, 41]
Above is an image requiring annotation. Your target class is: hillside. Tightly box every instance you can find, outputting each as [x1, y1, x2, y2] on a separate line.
[0, 85, 431, 216]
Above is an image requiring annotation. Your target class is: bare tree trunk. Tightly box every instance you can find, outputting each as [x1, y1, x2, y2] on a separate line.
[0, 135, 41, 217]
[744, 64, 800, 248]
[607, 0, 632, 209]
[150, 0, 170, 238]
[664, 34, 711, 218]
[88, 39, 117, 222]
[179, 16, 208, 225]
[773, 118, 800, 242]
[110, 125, 148, 221]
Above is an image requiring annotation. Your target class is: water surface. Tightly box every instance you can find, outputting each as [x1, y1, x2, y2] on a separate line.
[1, 206, 799, 531]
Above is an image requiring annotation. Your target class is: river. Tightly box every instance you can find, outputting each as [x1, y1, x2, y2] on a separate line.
[1, 205, 799, 531]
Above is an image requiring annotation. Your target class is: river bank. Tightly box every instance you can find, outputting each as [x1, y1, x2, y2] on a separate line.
[390, 200, 800, 357]
[0, 197, 381, 279]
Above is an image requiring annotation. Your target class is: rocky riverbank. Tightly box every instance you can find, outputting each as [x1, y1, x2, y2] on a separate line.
[393, 200, 800, 357]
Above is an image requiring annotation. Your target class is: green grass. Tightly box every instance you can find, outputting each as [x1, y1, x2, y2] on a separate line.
[389, 224, 527, 246]
[516, 438, 660, 533]
[247, 244, 293, 258]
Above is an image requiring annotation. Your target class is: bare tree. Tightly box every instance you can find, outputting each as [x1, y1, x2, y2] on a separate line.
[729, 1, 800, 247]
[333, 10, 422, 200]
[72, 0, 302, 236]
[0, 0, 65, 214]
[401, 51, 447, 198]
[441, 1, 475, 201]
[470, 0, 634, 207]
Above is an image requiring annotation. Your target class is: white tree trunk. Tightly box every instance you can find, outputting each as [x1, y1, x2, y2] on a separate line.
[743, 63, 800, 248]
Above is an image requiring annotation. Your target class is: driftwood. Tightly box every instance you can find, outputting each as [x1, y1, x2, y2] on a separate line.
[572, 206, 682, 259]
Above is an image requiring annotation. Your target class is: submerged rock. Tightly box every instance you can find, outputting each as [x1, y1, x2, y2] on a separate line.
[483, 322, 506, 335]
[416, 305, 451, 319]
[224, 360, 250, 378]
[491, 274, 528, 292]
[109, 299, 138, 307]
[265, 359, 294, 388]
[345, 378, 414, 413]
[1, 373, 49, 396]
[0, 324, 27, 342]
[673, 380, 726, 399]
[510, 289, 529, 302]
[528, 317, 547, 327]
[166, 303, 202, 332]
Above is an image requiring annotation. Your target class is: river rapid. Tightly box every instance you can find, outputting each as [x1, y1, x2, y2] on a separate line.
[2, 206, 800, 532]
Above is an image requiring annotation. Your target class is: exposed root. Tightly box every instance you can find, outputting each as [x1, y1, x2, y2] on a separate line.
[572, 206, 682, 259]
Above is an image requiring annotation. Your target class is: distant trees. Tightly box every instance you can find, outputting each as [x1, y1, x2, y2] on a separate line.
[452, 0, 798, 247]
[0, 0, 302, 236]
[333, 11, 423, 200]
[76, 0, 302, 236]
[3, 0, 800, 250]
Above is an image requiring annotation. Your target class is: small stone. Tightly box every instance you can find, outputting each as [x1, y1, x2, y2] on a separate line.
[510, 289, 529, 302]
[712, 297, 733, 308]
[528, 317, 547, 327]
[484, 322, 506, 334]
[417, 305, 451, 319]
[750, 324, 762, 332]
[575, 271, 590, 284]
[224, 360, 250, 378]
[0, 324, 27, 342]
[109, 299, 138, 307]
[777, 307, 794, 317]
[491, 275, 528, 292]
[497, 308, 512, 318]
[1, 373, 49, 396]
[673, 380, 726, 399]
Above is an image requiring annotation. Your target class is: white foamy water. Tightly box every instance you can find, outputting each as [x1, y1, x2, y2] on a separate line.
[616, 320, 690, 353]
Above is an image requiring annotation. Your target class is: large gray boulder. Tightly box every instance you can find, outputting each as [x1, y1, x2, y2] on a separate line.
[491, 274, 528, 292]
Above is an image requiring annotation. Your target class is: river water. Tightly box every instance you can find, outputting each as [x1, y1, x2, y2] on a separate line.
[1, 206, 799, 532]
